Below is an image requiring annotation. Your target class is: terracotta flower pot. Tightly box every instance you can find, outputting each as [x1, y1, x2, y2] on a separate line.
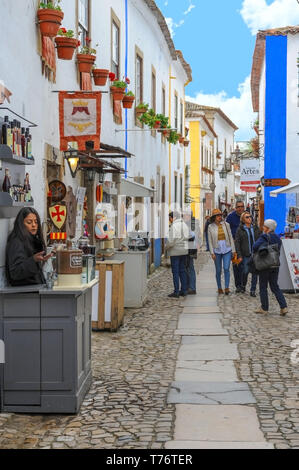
[179, 136, 185, 144]
[110, 86, 126, 101]
[136, 107, 147, 118]
[153, 121, 161, 130]
[183, 140, 190, 147]
[37, 9, 64, 38]
[55, 37, 78, 60]
[77, 53, 96, 73]
[92, 69, 109, 86]
[162, 129, 170, 137]
[122, 95, 135, 109]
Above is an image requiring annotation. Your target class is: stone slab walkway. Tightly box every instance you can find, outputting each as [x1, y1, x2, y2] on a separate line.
[166, 258, 274, 449]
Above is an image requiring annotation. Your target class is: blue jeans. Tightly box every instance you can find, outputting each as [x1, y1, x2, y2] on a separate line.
[241, 256, 258, 292]
[259, 270, 287, 311]
[214, 251, 232, 289]
[170, 255, 188, 294]
[205, 232, 210, 251]
[186, 256, 196, 291]
[233, 262, 243, 289]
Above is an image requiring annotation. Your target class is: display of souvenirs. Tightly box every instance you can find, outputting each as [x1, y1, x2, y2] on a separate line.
[2, 168, 11, 193]
[95, 205, 115, 240]
[49, 203, 67, 230]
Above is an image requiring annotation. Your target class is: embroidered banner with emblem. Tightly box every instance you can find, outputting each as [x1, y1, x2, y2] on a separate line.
[59, 91, 101, 151]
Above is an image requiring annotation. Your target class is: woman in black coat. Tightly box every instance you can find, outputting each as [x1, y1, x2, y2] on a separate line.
[252, 219, 288, 316]
[235, 212, 261, 296]
[6, 207, 51, 286]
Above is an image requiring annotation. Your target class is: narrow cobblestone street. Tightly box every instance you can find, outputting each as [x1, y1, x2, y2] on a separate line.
[0, 252, 298, 449]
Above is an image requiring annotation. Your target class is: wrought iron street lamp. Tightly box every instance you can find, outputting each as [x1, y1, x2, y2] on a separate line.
[219, 167, 227, 179]
[64, 150, 80, 178]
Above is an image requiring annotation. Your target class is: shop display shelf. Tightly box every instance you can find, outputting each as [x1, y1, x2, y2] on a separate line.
[0, 144, 35, 165]
[0, 191, 34, 207]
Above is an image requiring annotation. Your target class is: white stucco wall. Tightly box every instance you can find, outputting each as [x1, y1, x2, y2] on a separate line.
[213, 114, 236, 209]
[0, 0, 189, 282]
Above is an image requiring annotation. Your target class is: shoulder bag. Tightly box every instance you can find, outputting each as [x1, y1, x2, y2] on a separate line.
[253, 235, 280, 271]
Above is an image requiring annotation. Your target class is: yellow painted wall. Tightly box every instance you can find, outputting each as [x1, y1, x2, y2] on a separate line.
[189, 121, 200, 219]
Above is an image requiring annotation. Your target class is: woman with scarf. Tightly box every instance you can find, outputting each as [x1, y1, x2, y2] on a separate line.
[235, 212, 261, 297]
[6, 208, 52, 286]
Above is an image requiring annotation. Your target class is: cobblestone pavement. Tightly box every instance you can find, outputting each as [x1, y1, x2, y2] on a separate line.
[219, 283, 299, 449]
[0, 253, 298, 449]
[0, 262, 187, 449]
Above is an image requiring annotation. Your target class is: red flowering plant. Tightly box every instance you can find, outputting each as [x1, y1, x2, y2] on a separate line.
[57, 28, 80, 46]
[110, 76, 130, 89]
[79, 37, 98, 55]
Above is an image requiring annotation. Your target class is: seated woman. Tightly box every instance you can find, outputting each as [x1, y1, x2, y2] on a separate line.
[6, 208, 51, 286]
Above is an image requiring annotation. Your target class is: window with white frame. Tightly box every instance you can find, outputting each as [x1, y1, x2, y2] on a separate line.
[111, 19, 120, 78]
[136, 54, 143, 105]
[78, 0, 89, 46]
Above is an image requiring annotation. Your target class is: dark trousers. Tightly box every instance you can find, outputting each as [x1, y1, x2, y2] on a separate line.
[233, 262, 243, 289]
[241, 256, 258, 293]
[170, 255, 188, 294]
[186, 255, 196, 291]
[259, 270, 287, 311]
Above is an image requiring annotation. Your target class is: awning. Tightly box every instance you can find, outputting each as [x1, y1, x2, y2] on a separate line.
[118, 178, 155, 197]
[270, 182, 299, 197]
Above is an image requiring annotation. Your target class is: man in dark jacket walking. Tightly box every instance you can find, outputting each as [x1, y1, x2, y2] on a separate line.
[235, 212, 261, 296]
[226, 201, 245, 292]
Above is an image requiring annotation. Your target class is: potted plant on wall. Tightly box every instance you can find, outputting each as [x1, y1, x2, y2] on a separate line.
[55, 28, 80, 60]
[92, 67, 109, 86]
[77, 38, 98, 73]
[122, 91, 135, 109]
[167, 130, 180, 145]
[155, 114, 169, 133]
[135, 102, 149, 119]
[110, 76, 130, 101]
[37, 1, 64, 38]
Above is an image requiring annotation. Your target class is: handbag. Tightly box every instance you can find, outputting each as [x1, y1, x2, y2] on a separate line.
[253, 235, 280, 271]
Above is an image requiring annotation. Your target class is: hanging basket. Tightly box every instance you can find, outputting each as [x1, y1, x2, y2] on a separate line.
[92, 69, 109, 86]
[55, 37, 78, 60]
[110, 86, 126, 101]
[183, 139, 190, 147]
[179, 136, 185, 144]
[77, 53, 96, 73]
[122, 95, 135, 109]
[37, 9, 64, 38]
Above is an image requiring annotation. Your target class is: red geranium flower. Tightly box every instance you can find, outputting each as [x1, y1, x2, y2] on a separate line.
[77, 40, 81, 47]
[109, 72, 116, 81]
[125, 77, 130, 84]
[61, 27, 67, 33]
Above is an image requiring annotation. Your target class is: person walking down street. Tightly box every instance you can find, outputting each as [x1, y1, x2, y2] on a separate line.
[183, 212, 198, 295]
[235, 212, 261, 297]
[253, 219, 288, 316]
[208, 209, 236, 295]
[166, 211, 189, 298]
[226, 200, 246, 293]
[204, 215, 210, 252]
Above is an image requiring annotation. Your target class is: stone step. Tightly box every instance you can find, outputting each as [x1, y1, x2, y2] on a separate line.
[178, 343, 240, 361]
[175, 328, 228, 336]
[183, 307, 221, 314]
[165, 441, 274, 449]
[168, 382, 256, 405]
[175, 360, 238, 382]
[173, 405, 267, 443]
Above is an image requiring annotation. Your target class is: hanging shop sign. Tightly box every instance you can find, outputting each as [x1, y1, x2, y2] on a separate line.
[49, 203, 67, 230]
[240, 159, 260, 192]
[59, 91, 101, 151]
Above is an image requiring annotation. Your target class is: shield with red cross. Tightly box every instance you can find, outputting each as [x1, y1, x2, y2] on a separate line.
[49, 204, 67, 230]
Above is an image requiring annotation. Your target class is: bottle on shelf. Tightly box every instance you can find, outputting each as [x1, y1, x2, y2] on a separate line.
[25, 128, 32, 159]
[12, 119, 17, 155]
[17, 121, 21, 157]
[21, 127, 26, 158]
[23, 172, 31, 202]
[2, 168, 11, 193]
[2, 116, 10, 145]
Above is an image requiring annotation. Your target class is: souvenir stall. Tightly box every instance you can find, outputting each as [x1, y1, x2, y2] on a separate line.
[270, 183, 299, 292]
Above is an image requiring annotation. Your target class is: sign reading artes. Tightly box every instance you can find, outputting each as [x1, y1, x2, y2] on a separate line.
[59, 91, 101, 151]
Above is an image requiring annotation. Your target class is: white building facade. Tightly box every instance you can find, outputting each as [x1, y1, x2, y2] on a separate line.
[0, 0, 192, 285]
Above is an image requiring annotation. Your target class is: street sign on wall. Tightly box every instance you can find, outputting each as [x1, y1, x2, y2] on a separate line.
[264, 178, 291, 187]
[240, 159, 260, 192]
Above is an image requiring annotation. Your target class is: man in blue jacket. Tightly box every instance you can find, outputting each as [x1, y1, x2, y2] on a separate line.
[226, 201, 245, 293]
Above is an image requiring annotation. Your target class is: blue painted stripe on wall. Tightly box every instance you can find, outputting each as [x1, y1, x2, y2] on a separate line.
[264, 35, 288, 234]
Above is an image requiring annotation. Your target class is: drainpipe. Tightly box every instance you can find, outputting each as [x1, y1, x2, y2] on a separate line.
[183, 79, 191, 210]
[125, 0, 128, 179]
